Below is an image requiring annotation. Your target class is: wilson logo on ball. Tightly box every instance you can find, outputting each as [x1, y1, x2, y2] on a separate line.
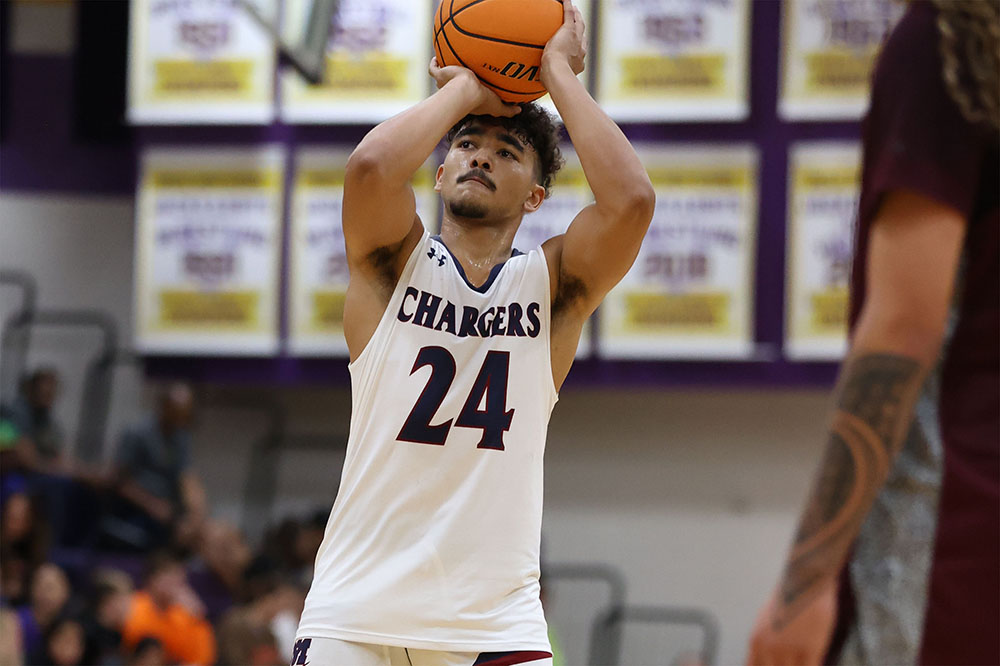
[484, 62, 541, 82]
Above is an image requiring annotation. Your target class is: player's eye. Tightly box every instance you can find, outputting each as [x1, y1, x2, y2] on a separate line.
[499, 149, 516, 160]
[459, 140, 473, 149]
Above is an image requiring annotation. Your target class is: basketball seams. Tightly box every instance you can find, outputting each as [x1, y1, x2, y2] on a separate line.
[439, 0, 544, 99]
[446, 0, 563, 50]
[432, 0, 493, 44]
[434, 0, 447, 70]
[440, 33, 544, 100]
[440, 16, 541, 99]
[433, 0, 556, 100]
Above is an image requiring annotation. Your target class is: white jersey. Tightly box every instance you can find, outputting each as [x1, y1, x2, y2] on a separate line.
[297, 231, 558, 652]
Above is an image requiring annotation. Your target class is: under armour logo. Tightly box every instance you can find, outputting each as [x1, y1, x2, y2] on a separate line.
[428, 247, 447, 267]
[290, 638, 311, 666]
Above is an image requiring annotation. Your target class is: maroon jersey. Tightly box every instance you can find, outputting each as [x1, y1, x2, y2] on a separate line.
[838, 2, 1000, 664]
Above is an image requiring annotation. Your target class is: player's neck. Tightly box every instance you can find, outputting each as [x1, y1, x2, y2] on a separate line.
[439, 217, 519, 286]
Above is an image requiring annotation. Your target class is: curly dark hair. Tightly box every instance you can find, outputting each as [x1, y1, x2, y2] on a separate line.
[445, 103, 565, 198]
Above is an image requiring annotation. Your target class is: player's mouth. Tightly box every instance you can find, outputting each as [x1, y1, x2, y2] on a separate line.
[458, 170, 496, 191]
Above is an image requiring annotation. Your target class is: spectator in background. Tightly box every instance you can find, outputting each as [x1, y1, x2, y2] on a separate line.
[195, 520, 252, 601]
[28, 614, 87, 666]
[126, 637, 165, 666]
[81, 568, 133, 666]
[120, 551, 215, 666]
[259, 510, 326, 590]
[2, 372, 105, 549]
[216, 555, 303, 665]
[5, 369, 66, 473]
[104, 383, 208, 553]
[0, 605, 23, 666]
[15, 563, 70, 659]
[0, 417, 39, 486]
[0, 489, 50, 608]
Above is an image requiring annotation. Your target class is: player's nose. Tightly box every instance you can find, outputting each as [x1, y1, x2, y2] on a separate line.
[470, 151, 492, 171]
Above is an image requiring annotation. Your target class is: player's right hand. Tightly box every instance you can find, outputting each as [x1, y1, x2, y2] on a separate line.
[542, 0, 586, 77]
[746, 582, 837, 666]
[429, 57, 521, 118]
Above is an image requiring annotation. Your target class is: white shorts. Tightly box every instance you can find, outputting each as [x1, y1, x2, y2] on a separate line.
[289, 637, 553, 666]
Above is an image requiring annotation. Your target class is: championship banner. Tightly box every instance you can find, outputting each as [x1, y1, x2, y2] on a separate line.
[785, 142, 860, 360]
[779, 0, 904, 120]
[512, 148, 593, 358]
[596, 0, 751, 122]
[536, 1, 592, 120]
[134, 147, 284, 355]
[289, 148, 438, 356]
[600, 145, 758, 359]
[128, 0, 276, 124]
[280, 0, 433, 123]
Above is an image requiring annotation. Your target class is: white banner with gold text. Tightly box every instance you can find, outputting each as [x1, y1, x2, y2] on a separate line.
[596, 0, 751, 122]
[601, 144, 758, 359]
[779, 0, 903, 120]
[785, 142, 860, 360]
[281, 0, 433, 123]
[134, 146, 284, 354]
[128, 0, 276, 124]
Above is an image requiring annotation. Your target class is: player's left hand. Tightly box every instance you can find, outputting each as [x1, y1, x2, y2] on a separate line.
[542, 0, 586, 76]
[746, 581, 837, 666]
[429, 57, 521, 117]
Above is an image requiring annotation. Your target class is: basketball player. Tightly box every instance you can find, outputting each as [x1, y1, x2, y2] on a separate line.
[293, 2, 654, 664]
[748, 2, 998, 665]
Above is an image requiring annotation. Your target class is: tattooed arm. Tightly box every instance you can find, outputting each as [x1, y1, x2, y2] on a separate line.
[747, 190, 968, 666]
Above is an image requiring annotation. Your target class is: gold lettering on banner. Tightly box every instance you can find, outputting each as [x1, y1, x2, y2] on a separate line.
[810, 290, 848, 331]
[320, 56, 408, 93]
[804, 50, 875, 94]
[796, 167, 859, 189]
[646, 168, 748, 188]
[151, 171, 278, 188]
[159, 291, 259, 328]
[154, 60, 255, 96]
[311, 291, 347, 328]
[299, 170, 347, 188]
[621, 54, 726, 94]
[625, 292, 731, 329]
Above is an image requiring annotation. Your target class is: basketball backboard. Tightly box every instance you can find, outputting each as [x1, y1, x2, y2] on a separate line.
[237, 0, 338, 85]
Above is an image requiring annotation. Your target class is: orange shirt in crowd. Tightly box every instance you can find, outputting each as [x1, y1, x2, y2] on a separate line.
[121, 591, 216, 666]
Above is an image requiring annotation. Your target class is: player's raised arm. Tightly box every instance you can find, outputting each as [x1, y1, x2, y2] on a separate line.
[539, 0, 655, 316]
[342, 62, 520, 267]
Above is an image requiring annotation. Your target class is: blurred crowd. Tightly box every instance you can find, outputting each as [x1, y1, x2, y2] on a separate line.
[0, 369, 327, 665]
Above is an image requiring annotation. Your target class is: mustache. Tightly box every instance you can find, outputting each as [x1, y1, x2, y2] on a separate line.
[458, 169, 496, 191]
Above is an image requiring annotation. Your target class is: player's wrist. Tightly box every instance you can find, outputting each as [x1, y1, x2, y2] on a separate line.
[442, 73, 489, 110]
[540, 54, 575, 87]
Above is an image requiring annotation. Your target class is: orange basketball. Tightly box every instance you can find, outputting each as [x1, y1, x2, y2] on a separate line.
[433, 0, 565, 104]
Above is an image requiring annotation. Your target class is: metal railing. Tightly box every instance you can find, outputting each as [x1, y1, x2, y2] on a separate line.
[545, 562, 628, 665]
[593, 604, 721, 665]
[0, 269, 38, 402]
[0, 308, 123, 463]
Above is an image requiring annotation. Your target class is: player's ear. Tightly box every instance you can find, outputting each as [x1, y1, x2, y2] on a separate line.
[434, 164, 445, 193]
[522, 183, 545, 214]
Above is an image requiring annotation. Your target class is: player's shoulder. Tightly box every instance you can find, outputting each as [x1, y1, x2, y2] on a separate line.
[540, 234, 564, 264]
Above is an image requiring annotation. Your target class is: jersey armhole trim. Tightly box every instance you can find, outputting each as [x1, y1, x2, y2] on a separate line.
[347, 230, 429, 372]
[536, 247, 560, 404]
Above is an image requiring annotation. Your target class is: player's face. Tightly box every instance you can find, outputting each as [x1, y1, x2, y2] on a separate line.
[436, 122, 545, 223]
